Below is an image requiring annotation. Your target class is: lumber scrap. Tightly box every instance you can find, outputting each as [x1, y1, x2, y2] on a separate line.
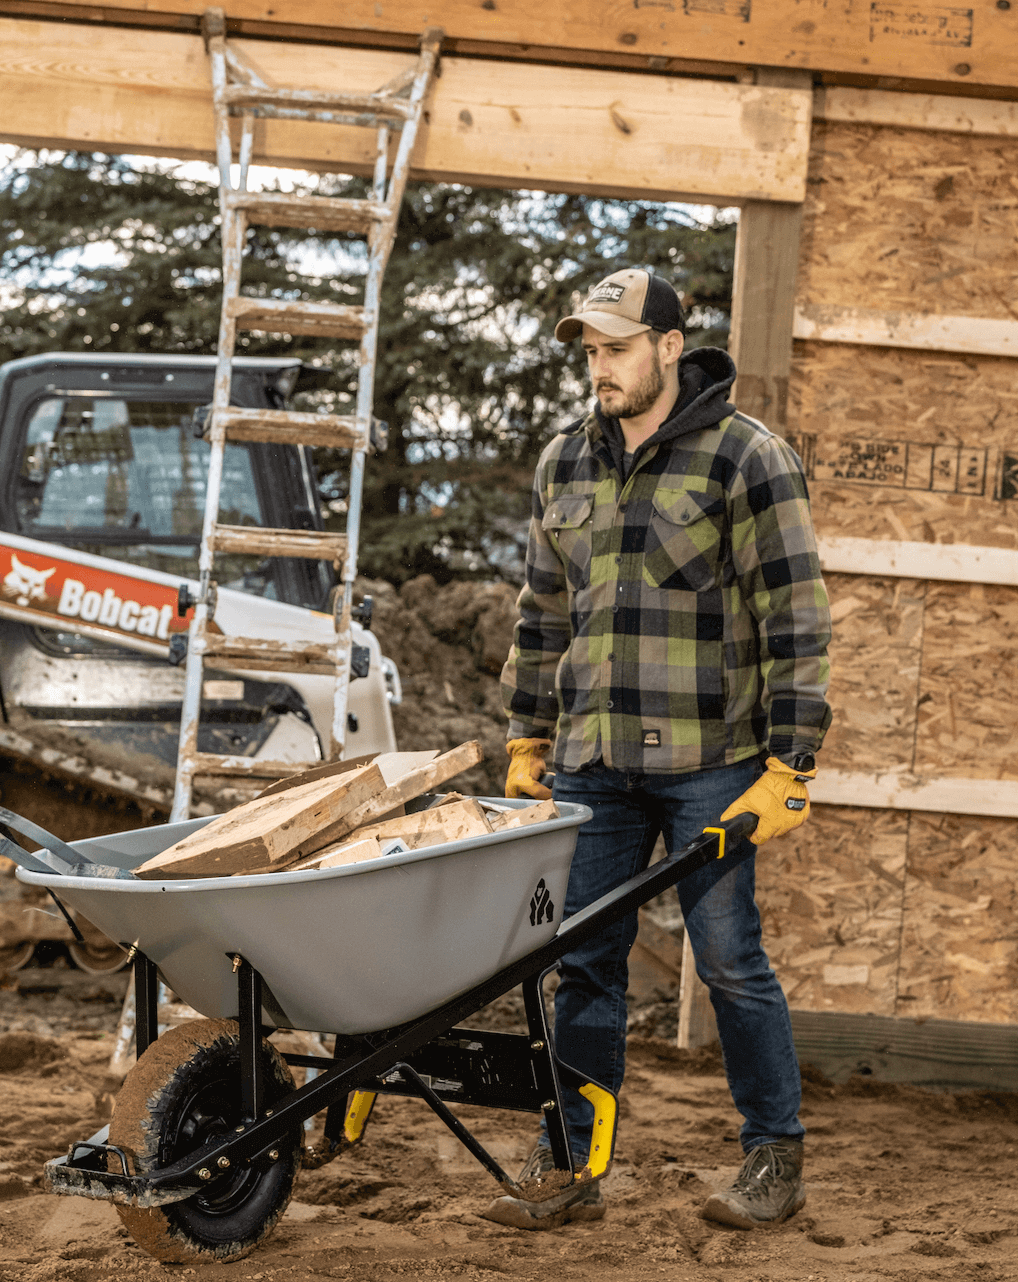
[341, 798, 493, 851]
[289, 837, 383, 871]
[305, 740, 486, 852]
[133, 764, 384, 879]
[488, 799, 561, 832]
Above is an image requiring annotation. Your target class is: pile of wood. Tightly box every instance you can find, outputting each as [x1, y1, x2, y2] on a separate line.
[133, 742, 560, 880]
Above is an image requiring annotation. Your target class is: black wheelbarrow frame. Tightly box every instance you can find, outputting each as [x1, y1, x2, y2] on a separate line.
[45, 813, 753, 1219]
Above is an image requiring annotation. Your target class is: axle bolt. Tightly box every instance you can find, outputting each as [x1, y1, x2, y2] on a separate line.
[531, 1040, 545, 1051]
[198, 1168, 212, 1181]
[268, 1150, 279, 1162]
[217, 1157, 231, 1169]
[541, 1100, 556, 1111]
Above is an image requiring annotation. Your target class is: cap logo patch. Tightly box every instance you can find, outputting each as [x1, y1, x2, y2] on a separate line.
[588, 282, 626, 305]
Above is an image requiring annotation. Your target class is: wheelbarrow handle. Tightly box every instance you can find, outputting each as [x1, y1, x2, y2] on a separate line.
[0, 805, 134, 879]
[705, 811, 758, 850]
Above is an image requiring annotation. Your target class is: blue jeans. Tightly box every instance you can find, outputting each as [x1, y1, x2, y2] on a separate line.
[543, 759, 804, 1158]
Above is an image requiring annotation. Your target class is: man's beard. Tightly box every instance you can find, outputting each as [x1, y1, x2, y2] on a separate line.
[596, 350, 665, 419]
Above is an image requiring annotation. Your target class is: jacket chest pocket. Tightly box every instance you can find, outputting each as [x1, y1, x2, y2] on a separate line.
[543, 493, 594, 589]
[642, 490, 724, 592]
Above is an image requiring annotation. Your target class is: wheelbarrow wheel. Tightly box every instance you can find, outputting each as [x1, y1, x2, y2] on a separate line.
[109, 1017, 302, 1264]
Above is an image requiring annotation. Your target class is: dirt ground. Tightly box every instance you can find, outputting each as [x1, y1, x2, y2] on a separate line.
[0, 991, 1016, 1282]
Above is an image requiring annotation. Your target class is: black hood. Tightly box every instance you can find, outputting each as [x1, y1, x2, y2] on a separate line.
[589, 346, 737, 476]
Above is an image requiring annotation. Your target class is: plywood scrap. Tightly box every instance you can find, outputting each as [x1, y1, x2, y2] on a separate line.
[290, 837, 383, 872]
[487, 799, 560, 832]
[256, 749, 439, 800]
[133, 764, 384, 879]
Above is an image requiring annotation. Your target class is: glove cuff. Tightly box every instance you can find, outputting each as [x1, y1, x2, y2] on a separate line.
[765, 755, 818, 780]
[506, 737, 552, 759]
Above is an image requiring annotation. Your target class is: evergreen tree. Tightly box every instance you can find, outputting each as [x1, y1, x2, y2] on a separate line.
[0, 151, 735, 584]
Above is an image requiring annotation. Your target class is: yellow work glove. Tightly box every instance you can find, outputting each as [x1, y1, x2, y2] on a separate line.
[720, 756, 818, 845]
[505, 738, 553, 800]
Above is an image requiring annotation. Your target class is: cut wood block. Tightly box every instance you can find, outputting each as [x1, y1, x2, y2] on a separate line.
[289, 837, 382, 872]
[256, 748, 439, 800]
[304, 740, 484, 853]
[488, 800, 560, 832]
[343, 798, 493, 851]
[134, 764, 385, 879]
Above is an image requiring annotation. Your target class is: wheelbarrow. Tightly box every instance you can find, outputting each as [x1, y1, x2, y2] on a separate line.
[3, 798, 753, 1264]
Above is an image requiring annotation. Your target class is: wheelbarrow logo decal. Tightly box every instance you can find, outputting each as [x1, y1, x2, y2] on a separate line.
[529, 878, 554, 926]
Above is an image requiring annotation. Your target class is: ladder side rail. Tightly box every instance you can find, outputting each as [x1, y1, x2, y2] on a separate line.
[329, 120, 393, 759]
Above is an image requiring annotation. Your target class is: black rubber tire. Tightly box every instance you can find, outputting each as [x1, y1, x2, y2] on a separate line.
[109, 1018, 302, 1264]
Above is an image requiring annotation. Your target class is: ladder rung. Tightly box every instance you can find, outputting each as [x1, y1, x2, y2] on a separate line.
[202, 635, 342, 677]
[210, 525, 348, 560]
[221, 84, 415, 121]
[227, 297, 366, 340]
[225, 191, 389, 236]
[190, 753, 323, 779]
[216, 407, 365, 449]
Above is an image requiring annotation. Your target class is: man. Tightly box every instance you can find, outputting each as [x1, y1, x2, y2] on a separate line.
[487, 267, 832, 1232]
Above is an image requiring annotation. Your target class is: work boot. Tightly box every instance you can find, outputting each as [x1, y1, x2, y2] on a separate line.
[481, 1143, 605, 1230]
[700, 1139, 805, 1229]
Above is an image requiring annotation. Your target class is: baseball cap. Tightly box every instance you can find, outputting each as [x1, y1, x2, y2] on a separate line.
[555, 268, 685, 342]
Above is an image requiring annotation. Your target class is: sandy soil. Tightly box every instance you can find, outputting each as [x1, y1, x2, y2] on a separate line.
[0, 1018, 1015, 1282]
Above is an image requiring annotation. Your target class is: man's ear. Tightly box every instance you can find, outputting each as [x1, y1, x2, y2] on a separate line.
[659, 329, 684, 368]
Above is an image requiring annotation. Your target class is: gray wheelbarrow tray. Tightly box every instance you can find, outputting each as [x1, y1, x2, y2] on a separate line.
[17, 797, 589, 1035]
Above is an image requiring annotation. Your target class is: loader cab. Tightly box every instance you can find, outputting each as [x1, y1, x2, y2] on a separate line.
[0, 352, 333, 610]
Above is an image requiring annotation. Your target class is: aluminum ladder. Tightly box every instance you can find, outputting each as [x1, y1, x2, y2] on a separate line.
[170, 10, 442, 821]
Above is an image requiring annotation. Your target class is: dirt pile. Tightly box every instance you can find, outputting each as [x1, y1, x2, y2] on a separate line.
[363, 575, 520, 797]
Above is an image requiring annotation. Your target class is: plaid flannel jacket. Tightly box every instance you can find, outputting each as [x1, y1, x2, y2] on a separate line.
[501, 406, 833, 775]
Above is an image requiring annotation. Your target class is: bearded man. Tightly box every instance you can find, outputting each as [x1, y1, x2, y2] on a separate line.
[489, 267, 832, 1231]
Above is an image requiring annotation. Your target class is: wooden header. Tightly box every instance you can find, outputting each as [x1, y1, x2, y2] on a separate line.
[795, 304, 1018, 359]
[1, 0, 1016, 92]
[0, 18, 812, 202]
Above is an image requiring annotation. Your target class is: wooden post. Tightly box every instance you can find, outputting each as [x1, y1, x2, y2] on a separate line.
[729, 68, 813, 431]
[676, 932, 718, 1050]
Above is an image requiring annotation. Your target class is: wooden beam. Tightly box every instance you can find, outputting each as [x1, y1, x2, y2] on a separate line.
[794, 303, 1018, 359]
[812, 770, 1018, 819]
[0, 18, 812, 203]
[1, 0, 1016, 93]
[729, 69, 811, 429]
[818, 536, 1018, 588]
[815, 85, 1018, 137]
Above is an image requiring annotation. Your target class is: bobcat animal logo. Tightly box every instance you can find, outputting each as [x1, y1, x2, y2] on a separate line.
[529, 878, 554, 927]
[3, 554, 56, 607]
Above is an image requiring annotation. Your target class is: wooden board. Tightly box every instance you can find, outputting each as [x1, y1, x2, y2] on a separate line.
[794, 303, 1018, 359]
[5, 0, 1018, 91]
[818, 537, 1018, 587]
[812, 773, 1018, 819]
[0, 18, 812, 203]
[133, 763, 385, 878]
[342, 797, 493, 849]
[815, 86, 1018, 138]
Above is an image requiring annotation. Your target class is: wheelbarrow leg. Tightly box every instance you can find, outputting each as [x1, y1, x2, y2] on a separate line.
[237, 957, 265, 1121]
[134, 950, 159, 1059]
[522, 969, 574, 1177]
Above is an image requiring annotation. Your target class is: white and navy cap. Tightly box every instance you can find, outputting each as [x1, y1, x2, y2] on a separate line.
[555, 268, 685, 342]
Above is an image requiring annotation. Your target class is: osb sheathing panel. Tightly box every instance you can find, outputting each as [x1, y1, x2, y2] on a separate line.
[897, 813, 1018, 1023]
[798, 120, 1018, 319]
[774, 118, 1018, 1023]
[756, 808, 907, 1017]
[791, 343, 1018, 550]
[822, 574, 924, 773]
[914, 582, 1018, 781]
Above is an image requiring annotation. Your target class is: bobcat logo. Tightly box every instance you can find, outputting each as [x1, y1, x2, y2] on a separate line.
[529, 878, 555, 927]
[3, 554, 56, 607]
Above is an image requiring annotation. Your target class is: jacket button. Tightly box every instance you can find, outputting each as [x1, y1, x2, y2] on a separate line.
[681, 511, 690, 521]
[606, 700, 614, 710]
[615, 555, 621, 564]
[607, 653, 615, 662]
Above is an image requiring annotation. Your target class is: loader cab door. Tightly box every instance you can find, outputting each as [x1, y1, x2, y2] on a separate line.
[1, 358, 332, 611]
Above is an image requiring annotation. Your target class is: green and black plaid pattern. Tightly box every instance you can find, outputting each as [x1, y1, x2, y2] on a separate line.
[501, 410, 833, 775]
